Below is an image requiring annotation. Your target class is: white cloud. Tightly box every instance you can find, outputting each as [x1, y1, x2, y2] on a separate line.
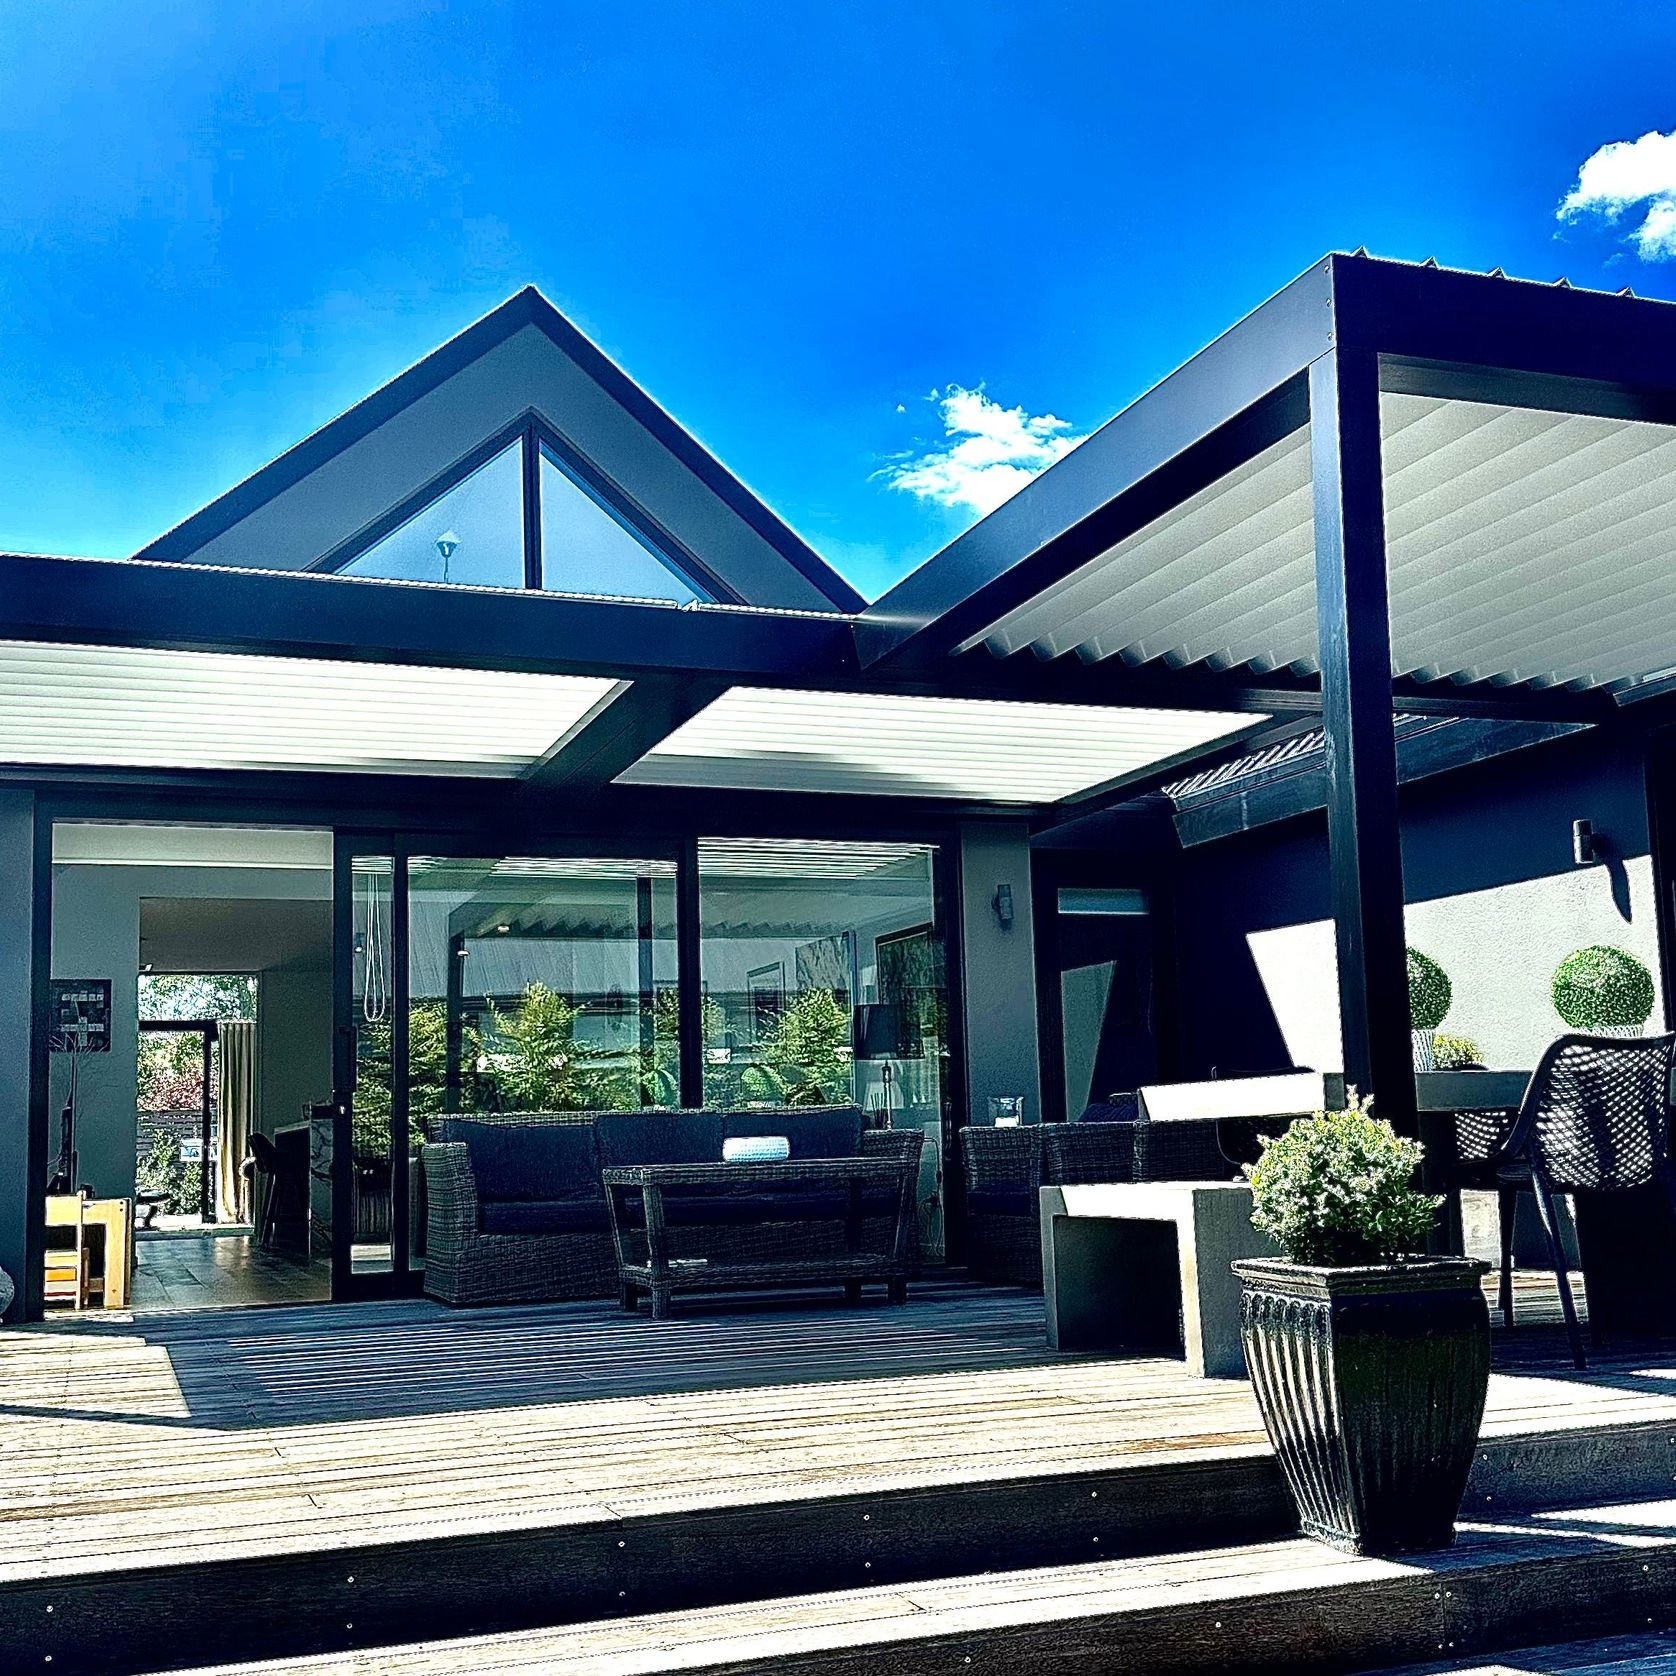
[1558, 127, 1676, 259]
[880, 385, 1088, 517]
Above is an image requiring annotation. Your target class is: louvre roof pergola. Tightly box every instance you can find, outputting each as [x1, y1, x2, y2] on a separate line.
[9, 253, 1676, 1131]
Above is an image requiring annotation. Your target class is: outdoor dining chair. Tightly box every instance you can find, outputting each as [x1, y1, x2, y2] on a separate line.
[1500, 1031, 1676, 1370]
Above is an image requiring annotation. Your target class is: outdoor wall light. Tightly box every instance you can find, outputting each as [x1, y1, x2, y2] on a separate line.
[992, 882, 1015, 929]
[1573, 819, 1598, 866]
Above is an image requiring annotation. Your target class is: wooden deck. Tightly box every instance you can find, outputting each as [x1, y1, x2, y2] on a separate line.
[5, 1278, 1676, 1673]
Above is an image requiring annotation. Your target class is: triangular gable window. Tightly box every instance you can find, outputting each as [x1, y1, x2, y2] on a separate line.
[538, 442, 709, 603]
[339, 439, 524, 588]
[326, 425, 715, 603]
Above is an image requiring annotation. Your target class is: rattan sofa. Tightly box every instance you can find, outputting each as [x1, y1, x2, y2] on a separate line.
[421, 1106, 922, 1307]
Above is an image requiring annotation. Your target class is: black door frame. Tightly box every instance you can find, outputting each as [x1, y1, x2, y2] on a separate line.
[137, 1018, 221, 1224]
[1031, 850, 1179, 1124]
[26, 793, 968, 1315]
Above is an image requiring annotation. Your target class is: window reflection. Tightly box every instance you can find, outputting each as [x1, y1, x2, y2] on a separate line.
[407, 857, 679, 1132]
[697, 838, 950, 1257]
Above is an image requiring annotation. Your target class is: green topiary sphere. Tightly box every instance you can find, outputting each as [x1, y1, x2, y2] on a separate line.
[1551, 945, 1655, 1032]
[1406, 948, 1452, 1033]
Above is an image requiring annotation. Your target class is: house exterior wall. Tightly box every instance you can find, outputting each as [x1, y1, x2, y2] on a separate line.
[0, 791, 37, 1319]
[958, 820, 1043, 1126]
[1171, 729, 1665, 1079]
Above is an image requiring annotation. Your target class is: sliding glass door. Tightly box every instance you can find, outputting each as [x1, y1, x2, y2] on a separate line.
[332, 833, 954, 1296]
[696, 839, 951, 1261]
[332, 840, 681, 1295]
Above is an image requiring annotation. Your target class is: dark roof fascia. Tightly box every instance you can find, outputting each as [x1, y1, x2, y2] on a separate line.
[852, 257, 1337, 671]
[0, 552, 856, 685]
[131, 287, 866, 614]
[1331, 253, 1676, 400]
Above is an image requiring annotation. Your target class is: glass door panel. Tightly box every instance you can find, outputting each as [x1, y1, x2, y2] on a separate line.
[406, 856, 679, 1128]
[1057, 887, 1155, 1114]
[346, 854, 399, 1281]
[696, 839, 951, 1260]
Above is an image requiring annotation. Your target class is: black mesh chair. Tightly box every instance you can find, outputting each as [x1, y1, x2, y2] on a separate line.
[1501, 1032, 1676, 1369]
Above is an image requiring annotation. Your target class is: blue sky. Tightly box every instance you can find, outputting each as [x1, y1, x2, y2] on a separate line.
[3, 2, 1676, 601]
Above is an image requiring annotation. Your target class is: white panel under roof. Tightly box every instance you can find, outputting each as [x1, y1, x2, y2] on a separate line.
[617, 688, 1265, 802]
[959, 394, 1676, 692]
[0, 642, 616, 776]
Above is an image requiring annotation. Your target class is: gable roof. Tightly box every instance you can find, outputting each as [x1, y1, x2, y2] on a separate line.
[134, 286, 865, 614]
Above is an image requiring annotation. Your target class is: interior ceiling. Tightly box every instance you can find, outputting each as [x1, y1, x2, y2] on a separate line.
[139, 897, 332, 974]
[960, 393, 1676, 693]
[616, 688, 1264, 803]
[54, 823, 333, 869]
[0, 643, 616, 777]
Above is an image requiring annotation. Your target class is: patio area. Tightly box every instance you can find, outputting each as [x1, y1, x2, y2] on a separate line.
[5, 1272, 1675, 1674]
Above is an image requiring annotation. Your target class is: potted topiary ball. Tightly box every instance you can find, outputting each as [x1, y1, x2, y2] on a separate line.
[1407, 947, 1452, 1072]
[1232, 1093, 1490, 1556]
[1552, 945, 1655, 1037]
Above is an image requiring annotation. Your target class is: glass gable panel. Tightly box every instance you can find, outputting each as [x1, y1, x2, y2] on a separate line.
[340, 440, 524, 588]
[539, 443, 707, 603]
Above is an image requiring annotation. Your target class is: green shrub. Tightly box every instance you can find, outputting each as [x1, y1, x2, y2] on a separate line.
[1431, 1033, 1483, 1070]
[1551, 945, 1655, 1032]
[1407, 948, 1452, 1032]
[1246, 1091, 1441, 1266]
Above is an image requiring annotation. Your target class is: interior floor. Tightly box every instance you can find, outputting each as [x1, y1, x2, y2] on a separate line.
[131, 1228, 329, 1312]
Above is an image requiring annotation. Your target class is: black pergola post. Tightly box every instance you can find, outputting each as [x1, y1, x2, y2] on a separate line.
[1309, 348, 1416, 1139]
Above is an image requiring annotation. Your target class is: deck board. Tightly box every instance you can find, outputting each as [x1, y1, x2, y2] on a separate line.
[139, 1499, 1676, 1675]
[1, 1278, 1672, 1588]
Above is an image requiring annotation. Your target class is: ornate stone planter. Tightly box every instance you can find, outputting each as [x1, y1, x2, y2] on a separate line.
[1232, 1256, 1490, 1556]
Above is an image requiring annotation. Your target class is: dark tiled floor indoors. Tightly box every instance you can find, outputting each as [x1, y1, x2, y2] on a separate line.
[131, 1229, 329, 1311]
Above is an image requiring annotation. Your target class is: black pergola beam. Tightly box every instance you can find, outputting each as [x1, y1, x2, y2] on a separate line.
[518, 676, 730, 797]
[1334, 255, 1676, 395]
[854, 259, 1335, 672]
[0, 553, 858, 685]
[1311, 345, 1417, 1138]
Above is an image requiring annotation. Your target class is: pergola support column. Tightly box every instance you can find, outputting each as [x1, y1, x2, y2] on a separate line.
[1309, 348, 1416, 1139]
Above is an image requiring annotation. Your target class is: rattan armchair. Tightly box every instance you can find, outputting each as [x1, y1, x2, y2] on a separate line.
[960, 1103, 1138, 1289]
[422, 1111, 616, 1307]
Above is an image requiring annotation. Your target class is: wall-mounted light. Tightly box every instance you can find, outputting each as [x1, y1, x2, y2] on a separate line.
[1573, 819, 1598, 866]
[992, 882, 1015, 929]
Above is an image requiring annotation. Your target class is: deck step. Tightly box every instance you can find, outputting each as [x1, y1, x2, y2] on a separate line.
[1365, 1627, 1676, 1672]
[142, 1497, 1676, 1676]
[12, 1413, 1676, 1676]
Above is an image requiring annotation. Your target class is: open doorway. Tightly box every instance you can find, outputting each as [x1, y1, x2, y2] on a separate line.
[50, 823, 334, 1312]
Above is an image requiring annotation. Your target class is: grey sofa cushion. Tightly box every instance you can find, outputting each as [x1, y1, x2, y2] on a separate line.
[1076, 1095, 1139, 1124]
[724, 1106, 863, 1159]
[446, 1118, 602, 1203]
[596, 1111, 725, 1168]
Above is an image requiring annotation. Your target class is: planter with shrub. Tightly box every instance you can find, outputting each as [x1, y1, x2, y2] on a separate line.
[1552, 945, 1655, 1037]
[1407, 947, 1452, 1072]
[1232, 1093, 1490, 1556]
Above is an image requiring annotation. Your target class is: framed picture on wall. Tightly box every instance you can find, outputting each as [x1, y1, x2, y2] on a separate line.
[746, 962, 785, 1043]
[876, 924, 942, 1053]
[794, 932, 854, 1003]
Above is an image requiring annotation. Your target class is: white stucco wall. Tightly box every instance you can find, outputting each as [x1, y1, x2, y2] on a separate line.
[1248, 855, 1664, 1075]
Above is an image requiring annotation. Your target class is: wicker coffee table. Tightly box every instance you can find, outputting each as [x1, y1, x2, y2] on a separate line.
[602, 1156, 917, 1320]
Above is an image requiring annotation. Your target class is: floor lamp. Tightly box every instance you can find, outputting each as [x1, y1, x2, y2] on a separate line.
[853, 1003, 909, 1130]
